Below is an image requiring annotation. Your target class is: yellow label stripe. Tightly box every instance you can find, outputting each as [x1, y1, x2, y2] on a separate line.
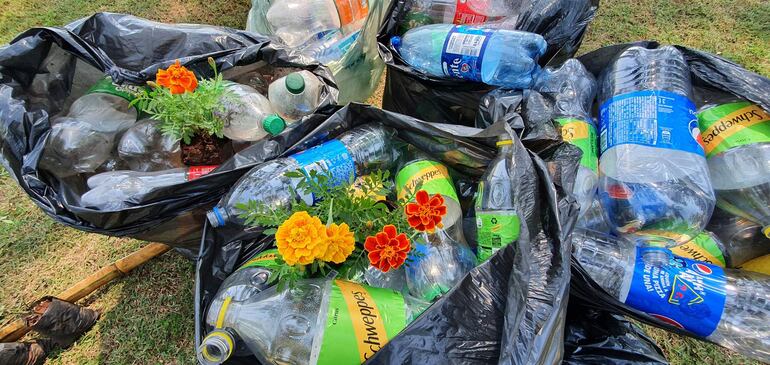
[334, 280, 388, 363]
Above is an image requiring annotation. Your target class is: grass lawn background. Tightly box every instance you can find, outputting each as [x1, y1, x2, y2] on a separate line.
[0, 0, 768, 364]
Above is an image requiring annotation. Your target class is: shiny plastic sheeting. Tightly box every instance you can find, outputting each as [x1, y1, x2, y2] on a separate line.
[0, 13, 338, 248]
[195, 102, 579, 364]
[377, 0, 599, 126]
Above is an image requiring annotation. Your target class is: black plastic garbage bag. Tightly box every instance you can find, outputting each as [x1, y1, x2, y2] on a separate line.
[194, 102, 579, 364]
[571, 42, 770, 356]
[562, 299, 668, 365]
[377, 0, 599, 126]
[0, 13, 338, 248]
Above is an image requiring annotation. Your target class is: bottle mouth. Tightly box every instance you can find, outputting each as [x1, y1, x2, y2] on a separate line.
[198, 330, 234, 364]
[207, 207, 226, 227]
[764, 225, 770, 239]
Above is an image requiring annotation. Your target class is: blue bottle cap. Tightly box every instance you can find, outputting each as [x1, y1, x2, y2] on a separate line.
[390, 36, 402, 52]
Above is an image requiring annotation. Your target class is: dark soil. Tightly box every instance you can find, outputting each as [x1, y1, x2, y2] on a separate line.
[181, 134, 232, 166]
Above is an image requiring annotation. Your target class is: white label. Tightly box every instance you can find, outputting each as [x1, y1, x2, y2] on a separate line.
[444, 32, 486, 57]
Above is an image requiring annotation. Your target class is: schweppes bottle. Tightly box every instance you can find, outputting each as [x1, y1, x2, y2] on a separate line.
[697, 96, 770, 239]
[198, 278, 425, 365]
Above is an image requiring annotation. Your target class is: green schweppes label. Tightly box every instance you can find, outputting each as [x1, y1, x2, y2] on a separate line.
[697, 101, 770, 158]
[239, 249, 281, 271]
[87, 77, 139, 104]
[316, 280, 407, 365]
[395, 160, 458, 203]
[476, 211, 520, 261]
[556, 118, 598, 173]
[670, 233, 727, 267]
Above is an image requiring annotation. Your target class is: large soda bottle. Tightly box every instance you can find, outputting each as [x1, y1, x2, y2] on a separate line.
[267, 71, 324, 123]
[572, 228, 770, 362]
[474, 136, 522, 261]
[401, 0, 519, 30]
[707, 208, 770, 267]
[117, 119, 182, 172]
[598, 46, 715, 250]
[40, 78, 139, 176]
[265, 0, 368, 48]
[697, 96, 770, 238]
[217, 82, 286, 142]
[533, 59, 598, 217]
[82, 166, 217, 210]
[395, 152, 476, 301]
[207, 124, 399, 227]
[197, 278, 424, 365]
[390, 24, 547, 89]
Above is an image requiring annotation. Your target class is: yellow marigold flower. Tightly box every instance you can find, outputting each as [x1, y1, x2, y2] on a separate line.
[275, 211, 327, 266]
[321, 223, 355, 264]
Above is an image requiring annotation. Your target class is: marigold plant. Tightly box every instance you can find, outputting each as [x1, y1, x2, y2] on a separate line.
[405, 190, 447, 233]
[275, 211, 328, 266]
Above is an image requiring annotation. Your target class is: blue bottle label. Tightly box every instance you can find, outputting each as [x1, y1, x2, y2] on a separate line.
[290, 139, 356, 198]
[625, 248, 727, 337]
[599, 90, 704, 155]
[440, 26, 494, 82]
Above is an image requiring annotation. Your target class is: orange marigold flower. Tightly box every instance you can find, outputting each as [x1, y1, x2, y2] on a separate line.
[156, 60, 198, 94]
[321, 223, 355, 264]
[405, 190, 447, 233]
[364, 225, 410, 272]
[275, 211, 327, 266]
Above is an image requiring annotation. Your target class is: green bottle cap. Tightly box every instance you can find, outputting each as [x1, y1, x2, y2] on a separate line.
[285, 73, 305, 94]
[262, 114, 286, 136]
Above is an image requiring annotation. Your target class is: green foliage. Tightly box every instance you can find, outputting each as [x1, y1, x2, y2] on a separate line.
[131, 59, 236, 144]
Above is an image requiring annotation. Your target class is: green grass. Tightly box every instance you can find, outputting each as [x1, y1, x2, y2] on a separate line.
[0, 0, 768, 364]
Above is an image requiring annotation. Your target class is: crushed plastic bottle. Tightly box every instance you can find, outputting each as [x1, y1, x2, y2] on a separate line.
[40, 78, 139, 176]
[474, 136, 522, 261]
[401, 0, 519, 30]
[697, 98, 770, 238]
[197, 278, 424, 365]
[598, 46, 715, 251]
[300, 30, 362, 64]
[573, 228, 770, 362]
[391, 24, 547, 89]
[395, 153, 475, 301]
[207, 124, 399, 227]
[82, 166, 217, 210]
[534, 59, 598, 217]
[364, 265, 408, 293]
[707, 208, 770, 267]
[268, 71, 324, 123]
[117, 119, 181, 172]
[217, 82, 286, 142]
[265, 0, 368, 48]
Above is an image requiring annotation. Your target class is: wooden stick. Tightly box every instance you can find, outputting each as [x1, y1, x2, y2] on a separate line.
[0, 243, 171, 342]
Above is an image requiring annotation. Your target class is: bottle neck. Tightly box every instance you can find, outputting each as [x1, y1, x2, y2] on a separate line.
[198, 330, 235, 365]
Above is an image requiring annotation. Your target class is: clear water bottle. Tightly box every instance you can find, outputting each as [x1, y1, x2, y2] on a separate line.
[395, 153, 476, 301]
[364, 265, 408, 293]
[534, 59, 598, 217]
[402, 0, 518, 28]
[697, 98, 770, 238]
[572, 228, 770, 362]
[216, 82, 286, 142]
[117, 119, 182, 172]
[300, 30, 362, 64]
[707, 208, 770, 267]
[267, 71, 324, 123]
[474, 137, 522, 262]
[598, 46, 715, 249]
[66, 78, 138, 134]
[82, 166, 217, 210]
[265, 0, 368, 48]
[197, 278, 424, 365]
[391, 24, 547, 89]
[40, 118, 114, 177]
[207, 124, 399, 227]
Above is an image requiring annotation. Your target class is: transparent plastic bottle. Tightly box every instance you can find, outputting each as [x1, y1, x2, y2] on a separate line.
[403, 0, 519, 27]
[265, 0, 368, 48]
[697, 97, 770, 238]
[117, 119, 182, 172]
[474, 137, 522, 261]
[217, 82, 286, 142]
[300, 30, 362, 64]
[82, 166, 217, 210]
[572, 228, 770, 362]
[390, 24, 547, 89]
[364, 265, 408, 293]
[207, 124, 399, 227]
[66, 78, 138, 134]
[707, 208, 770, 267]
[598, 46, 715, 250]
[267, 71, 324, 123]
[395, 153, 476, 301]
[197, 278, 424, 365]
[534, 59, 598, 217]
